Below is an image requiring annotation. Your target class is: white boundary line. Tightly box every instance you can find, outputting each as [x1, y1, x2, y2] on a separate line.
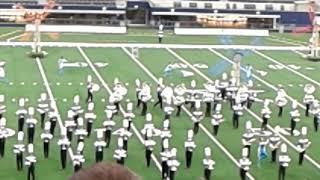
[0, 41, 318, 51]
[267, 37, 305, 46]
[0, 30, 21, 39]
[253, 50, 320, 87]
[6, 33, 25, 42]
[77, 46, 162, 172]
[35, 57, 74, 160]
[270, 35, 308, 45]
[178, 49, 320, 169]
[122, 47, 255, 180]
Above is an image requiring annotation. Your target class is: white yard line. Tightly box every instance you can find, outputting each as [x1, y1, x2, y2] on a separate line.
[270, 35, 308, 45]
[77, 46, 162, 172]
[268, 36, 309, 57]
[267, 37, 305, 46]
[209, 49, 307, 110]
[253, 50, 320, 87]
[0, 41, 317, 51]
[0, 30, 21, 39]
[35, 57, 74, 159]
[122, 47, 255, 180]
[170, 48, 320, 170]
[6, 33, 24, 42]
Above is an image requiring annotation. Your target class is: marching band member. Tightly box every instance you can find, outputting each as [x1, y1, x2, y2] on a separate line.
[48, 106, 57, 135]
[74, 117, 88, 144]
[139, 82, 152, 116]
[135, 79, 142, 108]
[26, 107, 37, 144]
[16, 98, 27, 132]
[13, 132, 25, 171]
[144, 128, 156, 167]
[77, 141, 85, 155]
[232, 97, 244, 129]
[187, 80, 197, 111]
[275, 87, 288, 117]
[86, 75, 93, 103]
[94, 129, 106, 163]
[203, 82, 215, 117]
[192, 100, 203, 134]
[160, 119, 172, 152]
[40, 122, 53, 158]
[303, 84, 315, 117]
[141, 113, 155, 140]
[0, 117, 7, 157]
[226, 75, 238, 109]
[203, 147, 215, 180]
[84, 102, 96, 137]
[211, 104, 224, 136]
[0, 95, 6, 119]
[269, 131, 281, 163]
[297, 127, 311, 165]
[37, 93, 49, 129]
[72, 148, 85, 172]
[57, 128, 70, 170]
[70, 95, 83, 123]
[278, 144, 291, 180]
[124, 101, 135, 131]
[173, 83, 186, 117]
[154, 79, 164, 109]
[158, 23, 164, 43]
[113, 119, 133, 151]
[160, 139, 171, 179]
[25, 144, 37, 180]
[65, 112, 77, 142]
[242, 121, 256, 158]
[103, 110, 115, 148]
[261, 99, 272, 130]
[239, 148, 252, 180]
[219, 73, 229, 100]
[113, 137, 127, 165]
[311, 100, 320, 132]
[167, 148, 180, 180]
[184, 129, 196, 168]
[290, 100, 300, 136]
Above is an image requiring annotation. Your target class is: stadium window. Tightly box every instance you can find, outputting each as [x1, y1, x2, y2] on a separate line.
[226, 3, 230, 9]
[189, 2, 197, 8]
[204, 3, 212, 9]
[174, 1, 181, 8]
[265, 4, 273, 11]
[280, 5, 285, 11]
[244, 4, 256, 10]
[232, 4, 237, 10]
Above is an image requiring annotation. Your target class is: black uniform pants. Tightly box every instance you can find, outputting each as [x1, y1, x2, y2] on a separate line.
[290, 119, 296, 136]
[27, 127, 35, 144]
[27, 163, 35, 180]
[136, 91, 141, 108]
[18, 117, 25, 132]
[86, 89, 93, 103]
[185, 150, 193, 168]
[176, 105, 182, 117]
[299, 151, 305, 165]
[105, 130, 111, 148]
[124, 139, 128, 151]
[271, 150, 277, 162]
[205, 102, 212, 117]
[244, 145, 251, 158]
[87, 121, 93, 137]
[278, 107, 283, 117]
[261, 117, 268, 130]
[169, 170, 175, 180]
[193, 122, 199, 134]
[154, 92, 163, 109]
[233, 113, 239, 129]
[213, 125, 219, 136]
[67, 129, 73, 142]
[305, 104, 310, 117]
[40, 113, 45, 129]
[16, 153, 23, 171]
[95, 149, 103, 163]
[49, 120, 56, 135]
[141, 102, 147, 116]
[162, 161, 169, 179]
[145, 149, 152, 167]
[314, 116, 318, 132]
[240, 168, 247, 180]
[278, 165, 286, 180]
[0, 138, 5, 157]
[60, 149, 67, 169]
[74, 164, 81, 172]
[43, 141, 49, 158]
[117, 157, 125, 165]
[204, 168, 211, 180]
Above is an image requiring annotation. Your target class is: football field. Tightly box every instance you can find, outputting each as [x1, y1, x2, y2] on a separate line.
[0, 28, 320, 180]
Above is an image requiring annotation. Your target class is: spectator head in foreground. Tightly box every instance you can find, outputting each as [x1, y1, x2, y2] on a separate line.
[69, 162, 140, 180]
